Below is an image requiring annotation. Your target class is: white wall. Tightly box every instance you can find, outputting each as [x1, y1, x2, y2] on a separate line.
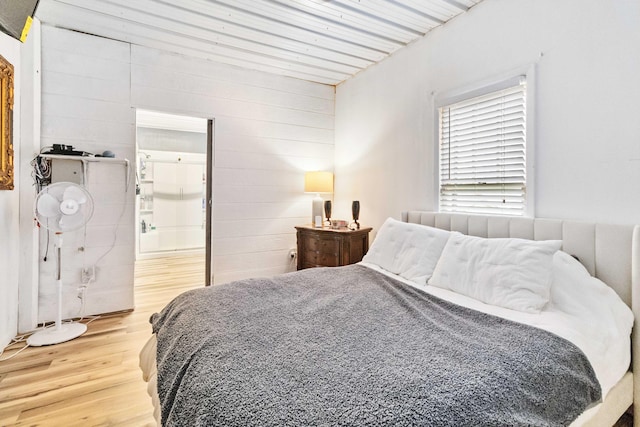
[38, 26, 135, 323]
[129, 44, 334, 284]
[334, 0, 640, 233]
[28, 24, 334, 325]
[0, 32, 21, 347]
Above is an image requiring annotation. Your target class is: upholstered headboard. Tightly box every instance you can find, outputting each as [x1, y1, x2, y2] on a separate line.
[402, 211, 640, 422]
[402, 211, 637, 307]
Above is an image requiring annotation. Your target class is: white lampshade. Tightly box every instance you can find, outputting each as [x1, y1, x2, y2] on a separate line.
[304, 171, 333, 226]
[304, 171, 333, 194]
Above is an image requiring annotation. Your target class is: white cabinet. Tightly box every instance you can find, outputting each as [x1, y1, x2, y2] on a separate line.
[139, 155, 205, 253]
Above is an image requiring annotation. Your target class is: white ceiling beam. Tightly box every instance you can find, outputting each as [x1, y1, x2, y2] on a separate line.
[164, 0, 392, 62]
[52, 0, 364, 75]
[389, 0, 465, 22]
[212, 0, 406, 52]
[315, 0, 442, 31]
[35, 0, 484, 85]
[37, 1, 348, 84]
[283, 0, 434, 41]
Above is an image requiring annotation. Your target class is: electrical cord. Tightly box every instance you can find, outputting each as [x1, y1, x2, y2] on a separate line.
[77, 315, 100, 325]
[0, 314, 101, 362]
[0, 331, 32, 361]
[43, 228, 50, 262]
[0, 342, 30, 361]
[71, 159, 133, 317]
[32, 153, 52, 263]
[77, 274, 94, 318]
[31, 153, 52, 192]
[91, 160, 132, 268]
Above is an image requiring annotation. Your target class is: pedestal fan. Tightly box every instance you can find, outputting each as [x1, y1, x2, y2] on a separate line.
[28, 182, 94, 346]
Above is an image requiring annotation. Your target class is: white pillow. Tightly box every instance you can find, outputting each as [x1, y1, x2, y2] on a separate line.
[550, 250, 633, 329]
[427, 233, 562, 313]
[362, 217, 451, 284]
[549, 250, 633, 396]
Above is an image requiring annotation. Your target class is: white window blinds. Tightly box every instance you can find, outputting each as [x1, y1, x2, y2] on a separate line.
[439, 80, 526, 216]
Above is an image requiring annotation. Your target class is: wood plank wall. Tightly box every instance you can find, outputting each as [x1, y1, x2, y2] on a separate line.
[38, 26, 135, 323]
[37, 25, 334, 321]
[130, 44, 335, 284]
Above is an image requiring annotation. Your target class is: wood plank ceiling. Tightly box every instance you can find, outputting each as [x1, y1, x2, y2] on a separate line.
[35, 0, 483, 86]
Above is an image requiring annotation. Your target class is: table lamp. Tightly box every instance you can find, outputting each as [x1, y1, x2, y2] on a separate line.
[304, 171, 333, 227]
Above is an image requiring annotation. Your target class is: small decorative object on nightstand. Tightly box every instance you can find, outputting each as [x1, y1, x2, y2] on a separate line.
[349, 200, 360, 230]
[295, 225, 372, 270]
[324, 200, 332, 226]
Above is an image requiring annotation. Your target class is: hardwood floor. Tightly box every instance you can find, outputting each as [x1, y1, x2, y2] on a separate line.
[0, 254, 205, 426]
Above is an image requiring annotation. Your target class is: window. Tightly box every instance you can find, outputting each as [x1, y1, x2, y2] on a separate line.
[438, 77, 527, 216]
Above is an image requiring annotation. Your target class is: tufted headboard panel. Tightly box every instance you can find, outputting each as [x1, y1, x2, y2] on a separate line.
[402, 211, 637, 308]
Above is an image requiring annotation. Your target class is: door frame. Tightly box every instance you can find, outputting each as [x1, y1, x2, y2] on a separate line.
[205, 119, 213, 286]
[134, 109, 213, 287]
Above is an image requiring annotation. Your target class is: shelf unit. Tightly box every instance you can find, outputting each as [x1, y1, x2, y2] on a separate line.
[39, 154, 130, 189]
[137, 153, 206, 254]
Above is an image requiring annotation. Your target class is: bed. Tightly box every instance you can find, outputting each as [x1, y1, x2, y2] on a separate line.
[140, 211, 639, 426]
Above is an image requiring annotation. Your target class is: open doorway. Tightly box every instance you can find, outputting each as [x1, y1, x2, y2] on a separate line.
[135, 110, 213, 285]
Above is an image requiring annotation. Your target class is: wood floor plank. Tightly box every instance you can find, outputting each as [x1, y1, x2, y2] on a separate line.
[0, 253, 205, 426]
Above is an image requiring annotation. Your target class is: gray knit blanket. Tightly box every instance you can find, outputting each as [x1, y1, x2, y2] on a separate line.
[151, 265, 601, 427]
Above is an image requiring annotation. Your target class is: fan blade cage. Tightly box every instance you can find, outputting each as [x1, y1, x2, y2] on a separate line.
[34, 182, 95, 232]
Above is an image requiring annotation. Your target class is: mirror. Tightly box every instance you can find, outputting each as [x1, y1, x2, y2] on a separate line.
[0, 54, 13, 190]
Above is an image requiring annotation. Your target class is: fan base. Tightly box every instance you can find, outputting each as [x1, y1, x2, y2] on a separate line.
[27, 322, 87, 347]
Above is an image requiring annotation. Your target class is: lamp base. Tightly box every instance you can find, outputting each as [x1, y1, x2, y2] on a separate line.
[312, 194, 323, 227]
[27, 322, 87, 346]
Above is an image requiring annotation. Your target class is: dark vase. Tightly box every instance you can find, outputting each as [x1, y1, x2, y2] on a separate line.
[324, 200, 332, 223]
[351, 201, 360, 229]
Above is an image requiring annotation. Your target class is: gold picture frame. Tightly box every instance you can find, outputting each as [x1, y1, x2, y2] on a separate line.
[0, 54, 14, 191]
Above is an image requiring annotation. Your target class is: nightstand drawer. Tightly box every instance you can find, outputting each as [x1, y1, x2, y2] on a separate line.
[303, 250, 339, 267]
[306, 236, 340, 254]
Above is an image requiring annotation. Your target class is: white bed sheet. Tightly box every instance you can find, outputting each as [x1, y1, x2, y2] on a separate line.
[359, 261, 632, 400]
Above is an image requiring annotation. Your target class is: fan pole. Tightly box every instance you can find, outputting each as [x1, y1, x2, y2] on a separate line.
[27, 233, 87, 346]
[54, 234, 63, 332]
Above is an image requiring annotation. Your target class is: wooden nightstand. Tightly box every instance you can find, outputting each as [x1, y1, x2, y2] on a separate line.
[295, 225, 372, 270]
